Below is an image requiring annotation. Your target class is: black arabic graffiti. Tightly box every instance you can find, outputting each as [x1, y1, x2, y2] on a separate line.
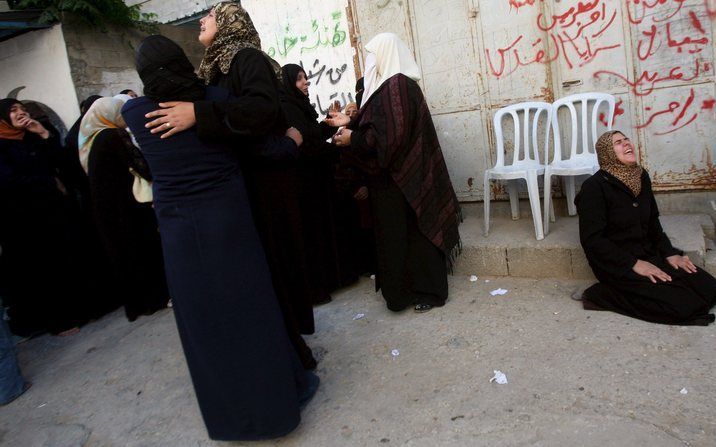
[313, 92, 356, 115]
[303, 58, 348, 86]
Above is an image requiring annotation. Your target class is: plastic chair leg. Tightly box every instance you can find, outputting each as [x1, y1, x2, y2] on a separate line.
[507, 180, 519, 220]
[526, 171, 544, 240]
[543, 171, 552, 236]
[564, 176, 577, 216]
[483, 174, 491, 236]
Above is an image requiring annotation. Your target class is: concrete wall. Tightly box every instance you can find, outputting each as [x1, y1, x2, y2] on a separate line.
[62, 23, 205, 107]
[0, 25, 80, 130]
[134, 0, 716, 200]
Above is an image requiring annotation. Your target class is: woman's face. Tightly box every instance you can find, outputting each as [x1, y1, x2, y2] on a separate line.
[612, 132, 637, 165]
[7, 103, 29, 128]
[295, 71, 310, 96]
[199, 9, 218, 47]
[344, 104, 358, 119]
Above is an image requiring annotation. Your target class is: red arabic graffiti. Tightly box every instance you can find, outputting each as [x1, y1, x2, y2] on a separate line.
[614, 1, 713, 134]
[637, 88, 703, 136]
[594, 59, 709, 97]
[599, 99, 625, 127]
[494, 0, 714, 135]
[487, 0, 620, 77]
[509, 0, 537, 11]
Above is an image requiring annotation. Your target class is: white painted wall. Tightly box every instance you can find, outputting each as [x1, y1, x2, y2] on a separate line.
[0, 25, 80, 129]
[244, 0, 357, 114]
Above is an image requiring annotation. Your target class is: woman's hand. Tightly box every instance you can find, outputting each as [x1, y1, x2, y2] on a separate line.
[326, 110, 350, 127]
[632, 259, 672, 283]
[666, 254, 697, 273]
[286, 127, 303, 147]
[145, 102, 196, 139]
[17, 116, 49, 139]
[353, 186, 368, 200]
[332, 128, 352, 147]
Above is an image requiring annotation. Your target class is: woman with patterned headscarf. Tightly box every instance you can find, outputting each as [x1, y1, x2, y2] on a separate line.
[575, 130, 716, 325]
[123, 34, 318, 442]
[144, 2, 320, 372]
[80, 97, 168, 322]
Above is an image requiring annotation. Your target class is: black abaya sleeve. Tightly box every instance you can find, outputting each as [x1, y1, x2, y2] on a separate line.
[195, 49, 280, 139]
[576, 176, 638, 278]
[281, 101, 336, 158]
[643, 173, 681, 258]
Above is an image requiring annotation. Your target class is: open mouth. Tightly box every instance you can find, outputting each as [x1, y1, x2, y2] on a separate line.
[624, 148, 633, 155]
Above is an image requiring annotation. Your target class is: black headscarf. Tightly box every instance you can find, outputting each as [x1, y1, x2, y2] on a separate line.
[0, 98, 21, 124]
[80, 95, 102, 114]
[135, 35, 205, 102]
[355, 77, 364, 108]
[281, 64, 318, 121]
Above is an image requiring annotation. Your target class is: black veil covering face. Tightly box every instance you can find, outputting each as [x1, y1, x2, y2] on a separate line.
[136, 35, 205, 102]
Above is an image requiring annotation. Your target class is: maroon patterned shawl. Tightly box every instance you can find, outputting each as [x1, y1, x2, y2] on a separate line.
[350, 73, 461, 265]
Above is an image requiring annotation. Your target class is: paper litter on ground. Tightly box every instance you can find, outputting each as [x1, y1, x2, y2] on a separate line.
[680, 388, 688, 395]
[470, 275, 478, 282]
[391, 349, 400, 357]
[490, 288, 508, 296]
[490, 370, 508, 384]
[353, 313, 365, 320]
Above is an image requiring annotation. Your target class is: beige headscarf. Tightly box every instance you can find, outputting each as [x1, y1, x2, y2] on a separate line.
[78, 97, 126, 173]
[78, 96, 153, 203]
[595, 130, 643, 196]
[197, 1, 263, 83]
[361, 33, 421, 106]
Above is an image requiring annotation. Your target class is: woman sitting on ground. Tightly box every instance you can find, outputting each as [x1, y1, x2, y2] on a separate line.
[576, 130, 716, 325]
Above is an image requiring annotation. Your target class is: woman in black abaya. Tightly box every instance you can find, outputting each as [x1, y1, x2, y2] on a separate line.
[79, 97, 168, 321]
[576, 130, 716, 325]
[123, 34, 316, 441]
[280, 63, 353, 300]
[143, 1, 317, 369]
[0, 98, 89, 336]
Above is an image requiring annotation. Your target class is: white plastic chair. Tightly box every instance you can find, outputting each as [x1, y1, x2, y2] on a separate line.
[484, 102, 552, 241]
[543, 93, 616, 236]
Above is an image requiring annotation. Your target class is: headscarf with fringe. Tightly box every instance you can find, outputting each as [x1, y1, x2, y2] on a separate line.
[595, 130, 643, 197]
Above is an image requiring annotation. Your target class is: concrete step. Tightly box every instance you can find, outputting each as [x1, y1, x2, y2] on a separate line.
[706, 250, 716, 277]
[454, 209, 712, 279]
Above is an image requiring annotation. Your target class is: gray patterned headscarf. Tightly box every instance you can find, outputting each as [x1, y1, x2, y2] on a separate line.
[197, 2, 264, 83]
[595, 130, 643, 197]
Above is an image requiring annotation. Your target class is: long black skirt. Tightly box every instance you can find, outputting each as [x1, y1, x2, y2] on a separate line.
[88, 133, 168, 321]
[243, 163, 317, 368]
[370, 176, 448, 311]
[584, 257, 716, 325]
[154, 177, 308, 441]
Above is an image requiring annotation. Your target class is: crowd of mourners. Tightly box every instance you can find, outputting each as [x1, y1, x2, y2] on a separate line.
[1, 0, 715, 441]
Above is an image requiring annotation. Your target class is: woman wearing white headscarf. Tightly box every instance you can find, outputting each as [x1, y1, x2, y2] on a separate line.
[327, 33, 461, 313]
[80, 97, 168, 322]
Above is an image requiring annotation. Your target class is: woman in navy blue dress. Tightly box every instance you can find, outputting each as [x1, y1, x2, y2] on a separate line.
[122, 35, 317, 441]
